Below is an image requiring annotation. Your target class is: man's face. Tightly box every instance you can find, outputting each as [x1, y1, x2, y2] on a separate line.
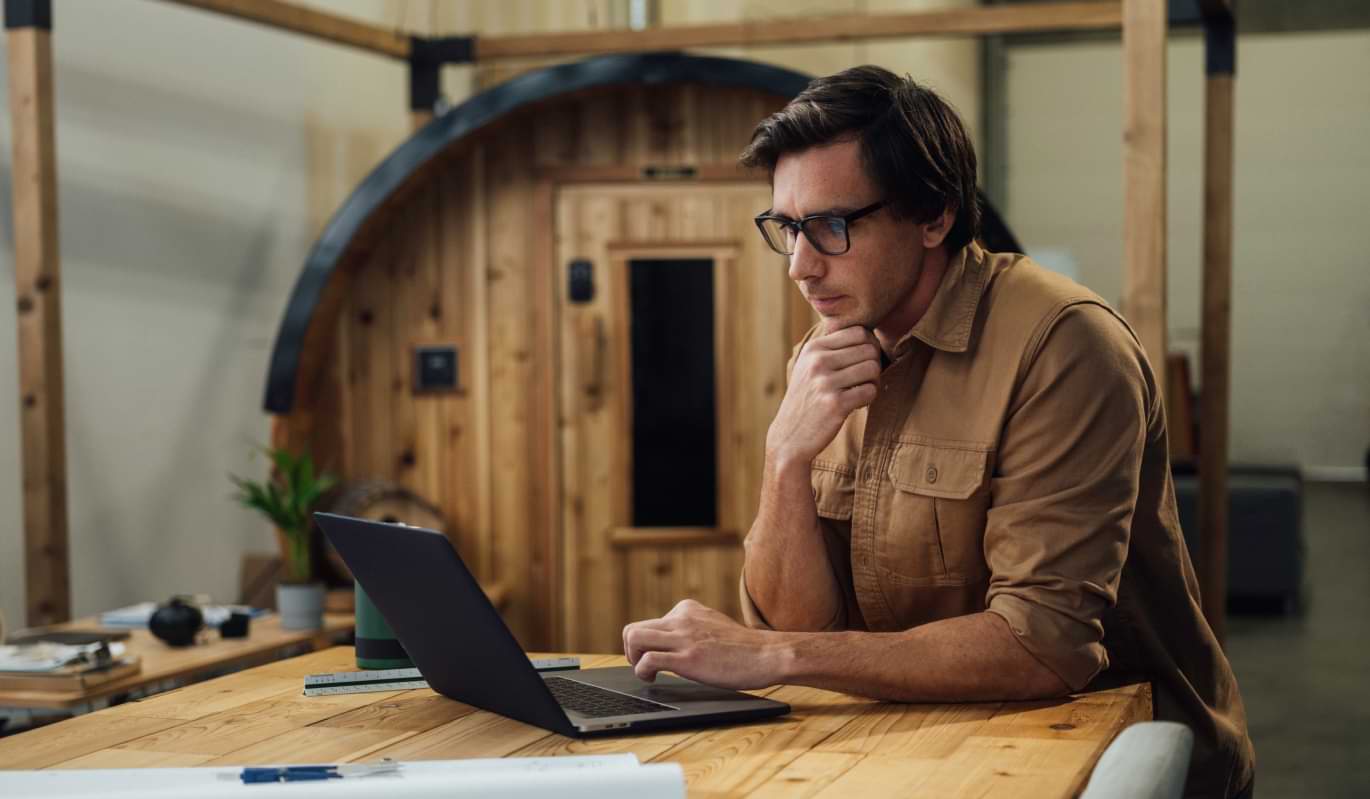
[770, 138, 926, 336]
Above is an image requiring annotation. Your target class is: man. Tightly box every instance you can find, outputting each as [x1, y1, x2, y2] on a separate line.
[621, 66, 1254, 798]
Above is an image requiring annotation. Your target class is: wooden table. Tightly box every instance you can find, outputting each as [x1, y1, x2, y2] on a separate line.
[0, 614, 354, 712]
[0, 646, 1150, 797]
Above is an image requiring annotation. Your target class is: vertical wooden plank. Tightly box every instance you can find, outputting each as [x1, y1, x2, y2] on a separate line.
[575, 91, 624, 165]
[388, 196, 422, 488]
[353, 242, 394, 481]
[468, 150, 494, 584]
[555, 189, 585, 649]
[532, 101, 580, 167]
[1199, 32, 1236, 642]
[1121, 0, 1168, 392]
[341, 264, 368, 481]
[409, 186, 445, 505]
[529, 177, 560, 649]
[714, 248, 740, 548]
[485, 134, 538, 645]
[557, 189, 627, 652]
[737, 190, 790, 547]
[434, 161, 474, 571]
[7, 18, 70, 626]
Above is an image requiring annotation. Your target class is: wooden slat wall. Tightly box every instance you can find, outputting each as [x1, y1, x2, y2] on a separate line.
[278, 85, 794, 650]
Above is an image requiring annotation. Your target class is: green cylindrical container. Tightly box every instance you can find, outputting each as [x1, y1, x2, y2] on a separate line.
[354, 583, 412, 669]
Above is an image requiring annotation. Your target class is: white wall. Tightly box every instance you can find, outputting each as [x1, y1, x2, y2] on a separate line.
[0, 0, 415, 629]
[660, 0, 983, 159]
[1004, 30, 1370, 476]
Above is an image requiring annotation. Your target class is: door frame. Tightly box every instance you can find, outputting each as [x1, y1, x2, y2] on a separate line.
[534, 166, 805, 650]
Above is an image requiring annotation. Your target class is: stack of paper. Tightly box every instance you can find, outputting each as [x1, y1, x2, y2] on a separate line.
[0, 641, 140, 693]
[0, 755, 685, 799]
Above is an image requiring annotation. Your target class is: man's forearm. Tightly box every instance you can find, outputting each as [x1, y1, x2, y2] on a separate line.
[767, 612, 1071, 702]
[743, 453, 843, 631]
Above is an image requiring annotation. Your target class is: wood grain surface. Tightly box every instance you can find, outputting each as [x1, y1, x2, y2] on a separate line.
[0, 646, 1151, 798]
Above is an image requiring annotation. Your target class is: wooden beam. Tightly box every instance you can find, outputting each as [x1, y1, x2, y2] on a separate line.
[1198, 73, 1234, 644]
[1121, 0, 1168, 389]
[473, 2, 1124, 60]
[6, 19, 71, 626]
[1198, 12, 1236, 644]
[159, 0, 411, 60]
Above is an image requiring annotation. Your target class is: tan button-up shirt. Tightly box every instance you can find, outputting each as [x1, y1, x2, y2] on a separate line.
[742, 243, 1254, 798]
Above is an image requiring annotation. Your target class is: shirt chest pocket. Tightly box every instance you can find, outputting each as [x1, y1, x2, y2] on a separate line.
[878, 441, 993, 585]
[811, 461, 856, 523]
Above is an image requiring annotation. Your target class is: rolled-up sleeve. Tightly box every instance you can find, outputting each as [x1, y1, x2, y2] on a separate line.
[984, 303, 1156, 691]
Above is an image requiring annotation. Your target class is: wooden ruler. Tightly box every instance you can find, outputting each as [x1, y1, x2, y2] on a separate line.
[302, 656, 581, 696]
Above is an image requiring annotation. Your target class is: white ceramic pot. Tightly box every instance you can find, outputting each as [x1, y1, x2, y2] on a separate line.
[276, 582, 325, 630]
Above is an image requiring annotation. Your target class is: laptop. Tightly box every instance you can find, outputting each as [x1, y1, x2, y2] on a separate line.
[314, 512, 790, 735]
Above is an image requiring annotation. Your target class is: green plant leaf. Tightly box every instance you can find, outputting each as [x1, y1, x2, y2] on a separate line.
[231, 445, 337, 582]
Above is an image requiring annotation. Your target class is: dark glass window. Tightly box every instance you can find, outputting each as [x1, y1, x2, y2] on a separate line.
[628, 259, 718, 528]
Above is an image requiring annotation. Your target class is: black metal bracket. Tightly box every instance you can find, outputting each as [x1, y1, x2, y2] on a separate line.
[408, 35, 476, 112]
[4, 0, 51, 30]
[1202, 10, 1235, 76]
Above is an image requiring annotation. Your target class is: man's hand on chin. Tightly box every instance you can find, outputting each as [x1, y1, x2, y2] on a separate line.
[622, 599, 789, 690]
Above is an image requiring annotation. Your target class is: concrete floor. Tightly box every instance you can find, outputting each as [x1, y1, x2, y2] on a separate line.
[1224, 481, 1370, 797]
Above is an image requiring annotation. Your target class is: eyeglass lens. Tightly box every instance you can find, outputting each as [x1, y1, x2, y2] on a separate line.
[759, 217, 849, 256]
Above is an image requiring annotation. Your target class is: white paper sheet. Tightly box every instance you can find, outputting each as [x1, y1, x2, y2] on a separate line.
[0, 755, 685, 799]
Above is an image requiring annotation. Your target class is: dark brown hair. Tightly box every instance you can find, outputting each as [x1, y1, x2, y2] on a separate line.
[739, 65, 980, 253]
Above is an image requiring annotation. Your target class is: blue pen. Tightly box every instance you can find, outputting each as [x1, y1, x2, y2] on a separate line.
[241, 766, 340, 783]
[239, 762, 401, 784]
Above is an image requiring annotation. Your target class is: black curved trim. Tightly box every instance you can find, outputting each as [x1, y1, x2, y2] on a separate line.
[264, 52, 1021, 412]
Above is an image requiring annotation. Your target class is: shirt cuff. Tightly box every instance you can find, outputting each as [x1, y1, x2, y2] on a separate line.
[987, 592, 1109, 691]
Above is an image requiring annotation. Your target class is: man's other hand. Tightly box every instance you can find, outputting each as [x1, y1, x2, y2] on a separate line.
[766, 325, 881, 466]
[622, 599, 787, 690]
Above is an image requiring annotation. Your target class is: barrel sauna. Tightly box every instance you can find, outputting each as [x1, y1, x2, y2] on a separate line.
[262, 52, 1020, 653]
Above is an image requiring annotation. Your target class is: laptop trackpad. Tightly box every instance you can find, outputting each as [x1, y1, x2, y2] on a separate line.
[565, 667, 749, 704]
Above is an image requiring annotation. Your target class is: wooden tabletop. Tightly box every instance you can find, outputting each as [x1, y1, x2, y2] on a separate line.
[0, 614, 354, 710]
[0, 646, 1149, 797]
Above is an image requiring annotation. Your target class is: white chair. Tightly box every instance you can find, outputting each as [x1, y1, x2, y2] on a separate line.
[1080, 721, 1194, 799]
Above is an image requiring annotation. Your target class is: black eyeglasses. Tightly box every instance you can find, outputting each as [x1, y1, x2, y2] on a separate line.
[754, 201, 887, 257]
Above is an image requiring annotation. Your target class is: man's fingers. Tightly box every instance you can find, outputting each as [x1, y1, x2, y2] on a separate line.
[841, 382, 878, 410]
[633, 650, 683, 683]
[830, 359, 881, 389]
[816, 342, 881, 372]
[622, 618, 673, 664]
[624, 625, 685, 666]
[813, 325, 870, 349]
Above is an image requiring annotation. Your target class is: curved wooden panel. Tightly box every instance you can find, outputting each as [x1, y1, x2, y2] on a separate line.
[264, 52, 812, 414]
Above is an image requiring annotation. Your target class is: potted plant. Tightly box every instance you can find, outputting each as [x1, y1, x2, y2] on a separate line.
[230, 447, 337, 630]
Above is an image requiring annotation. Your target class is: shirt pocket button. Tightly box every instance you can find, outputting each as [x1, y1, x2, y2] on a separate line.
[925, 466, 939, 484]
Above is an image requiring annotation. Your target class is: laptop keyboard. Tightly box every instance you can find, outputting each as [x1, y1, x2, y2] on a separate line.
[544, 676, 675, 718]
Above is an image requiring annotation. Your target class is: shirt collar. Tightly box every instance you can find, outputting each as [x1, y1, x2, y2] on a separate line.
[890, 241, 991, 359]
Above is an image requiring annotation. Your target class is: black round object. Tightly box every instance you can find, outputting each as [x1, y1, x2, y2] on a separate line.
[149, 598, 204, 647]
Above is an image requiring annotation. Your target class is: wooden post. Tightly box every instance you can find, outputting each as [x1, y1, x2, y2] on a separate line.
[1122, 0, 1168, 389]
[1199, 4, 1236, 643]
[6, 0, 71, 626]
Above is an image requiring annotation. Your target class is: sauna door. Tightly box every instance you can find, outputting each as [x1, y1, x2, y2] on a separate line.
[555, 183, 803, 652]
